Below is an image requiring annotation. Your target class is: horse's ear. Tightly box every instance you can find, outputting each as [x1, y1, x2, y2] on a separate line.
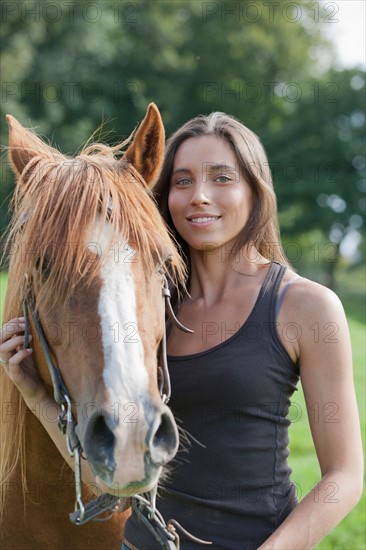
[6, 115, 52, 180]
[124, 103, 165, 188]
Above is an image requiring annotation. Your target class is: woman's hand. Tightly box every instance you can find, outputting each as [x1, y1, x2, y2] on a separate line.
[0, 317, 48, 407]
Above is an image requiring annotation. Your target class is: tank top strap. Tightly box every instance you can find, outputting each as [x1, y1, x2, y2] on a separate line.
[275, 274, 301, 319]
[269, 261, 288, 323]
[252, 260, 287, 322]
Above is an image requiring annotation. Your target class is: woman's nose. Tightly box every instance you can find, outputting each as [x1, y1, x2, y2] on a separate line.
[190, 184, 211, 206]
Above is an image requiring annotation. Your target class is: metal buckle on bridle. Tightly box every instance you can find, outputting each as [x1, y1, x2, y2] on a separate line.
[60, 393, 85, 522]
[132, 495, 212, 549]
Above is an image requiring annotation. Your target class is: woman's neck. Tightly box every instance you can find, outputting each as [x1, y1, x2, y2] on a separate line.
[188, 244, 270, 306]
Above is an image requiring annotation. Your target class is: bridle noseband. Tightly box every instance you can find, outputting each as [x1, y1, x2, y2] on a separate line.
[21, 260, 211, 548]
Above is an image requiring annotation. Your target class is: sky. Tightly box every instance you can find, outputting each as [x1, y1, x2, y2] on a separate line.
[321, 0, 366, 69]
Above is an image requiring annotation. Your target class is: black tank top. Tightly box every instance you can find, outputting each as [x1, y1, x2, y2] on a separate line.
[125, 261, 300, 549]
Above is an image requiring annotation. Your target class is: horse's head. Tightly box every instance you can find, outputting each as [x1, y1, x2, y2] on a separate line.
[5, 105, 185, 496]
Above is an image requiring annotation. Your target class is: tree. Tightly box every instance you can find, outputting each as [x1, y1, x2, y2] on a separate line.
[1, 1, 364, 287]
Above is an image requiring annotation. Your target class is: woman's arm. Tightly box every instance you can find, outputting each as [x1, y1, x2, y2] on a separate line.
[258, 281, 363, 549]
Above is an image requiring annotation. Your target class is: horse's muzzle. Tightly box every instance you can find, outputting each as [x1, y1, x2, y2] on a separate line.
[82, 404, 178, 490]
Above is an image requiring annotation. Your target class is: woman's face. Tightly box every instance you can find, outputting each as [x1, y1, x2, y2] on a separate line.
[168, 135, 253, 253]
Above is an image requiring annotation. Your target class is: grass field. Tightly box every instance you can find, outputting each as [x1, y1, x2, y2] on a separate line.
[0, 268, 365, 548]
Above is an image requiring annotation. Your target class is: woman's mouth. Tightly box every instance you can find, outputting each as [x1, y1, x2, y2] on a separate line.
[187, 215, 221, 227]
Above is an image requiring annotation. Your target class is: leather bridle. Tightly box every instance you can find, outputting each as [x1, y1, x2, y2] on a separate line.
[21, 260, 211, 548]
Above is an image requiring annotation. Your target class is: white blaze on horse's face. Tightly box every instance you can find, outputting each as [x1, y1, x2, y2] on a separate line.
[79, 219, 178, 495]
[89, 221, 147, 405]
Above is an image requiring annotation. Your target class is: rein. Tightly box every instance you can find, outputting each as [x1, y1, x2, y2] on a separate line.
[21, 262, 211, 548]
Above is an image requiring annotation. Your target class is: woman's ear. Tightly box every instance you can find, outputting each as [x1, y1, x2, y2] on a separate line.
[124, 103, 165, 188]
[6, 115, 58, 182]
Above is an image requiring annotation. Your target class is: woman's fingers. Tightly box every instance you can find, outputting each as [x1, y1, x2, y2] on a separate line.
[0, 320, 48, 406]
[0, 317, 26, 344]
[8, 347, 33, 368]
[4, 348, 33, 380]
[0, 334, 32, 356]
[0, 318, 31, 364]
[5, 348, 33, 379]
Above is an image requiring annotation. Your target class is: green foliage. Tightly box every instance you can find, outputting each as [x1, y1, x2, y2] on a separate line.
[0, 272, 7, 319]
[1, 1, 364, 276]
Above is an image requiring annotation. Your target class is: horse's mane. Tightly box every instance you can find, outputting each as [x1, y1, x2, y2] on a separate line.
[0, 131, 186, 517]
[4, 137, 185, 312]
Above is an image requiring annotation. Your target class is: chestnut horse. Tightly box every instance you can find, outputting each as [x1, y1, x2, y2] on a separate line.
[0, 104, 185, 549]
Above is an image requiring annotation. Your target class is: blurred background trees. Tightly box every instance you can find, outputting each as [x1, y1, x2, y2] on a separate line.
[1, 0, 365, 288]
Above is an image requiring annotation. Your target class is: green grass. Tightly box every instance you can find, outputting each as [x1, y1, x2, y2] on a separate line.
[0, 272, 7, 321]
[1, 268, 365, 548]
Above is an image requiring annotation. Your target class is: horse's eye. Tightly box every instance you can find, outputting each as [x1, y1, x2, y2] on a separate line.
[35, 257, 52, 279]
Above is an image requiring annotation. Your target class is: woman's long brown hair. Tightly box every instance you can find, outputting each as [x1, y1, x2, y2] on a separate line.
[153, 111, 290, 302]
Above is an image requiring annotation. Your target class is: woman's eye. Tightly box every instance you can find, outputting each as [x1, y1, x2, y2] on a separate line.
[175, 178, 192, 186]
[215, 175, 231, 183]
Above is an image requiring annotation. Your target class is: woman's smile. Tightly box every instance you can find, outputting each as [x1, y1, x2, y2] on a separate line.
[168, 135, 253, 251]
[186, 213, 222, 227]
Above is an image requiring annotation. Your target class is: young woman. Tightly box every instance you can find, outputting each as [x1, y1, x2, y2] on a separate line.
[1, 112, 363, 549]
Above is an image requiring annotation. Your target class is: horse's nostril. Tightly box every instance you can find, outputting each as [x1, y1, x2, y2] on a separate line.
[153, 412, 175, 448]
[149, 408, 179, 466]
[84, 412, 116, 482]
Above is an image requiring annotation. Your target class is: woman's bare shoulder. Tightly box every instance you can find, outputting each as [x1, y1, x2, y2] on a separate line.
[281, 269, 346, 325]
